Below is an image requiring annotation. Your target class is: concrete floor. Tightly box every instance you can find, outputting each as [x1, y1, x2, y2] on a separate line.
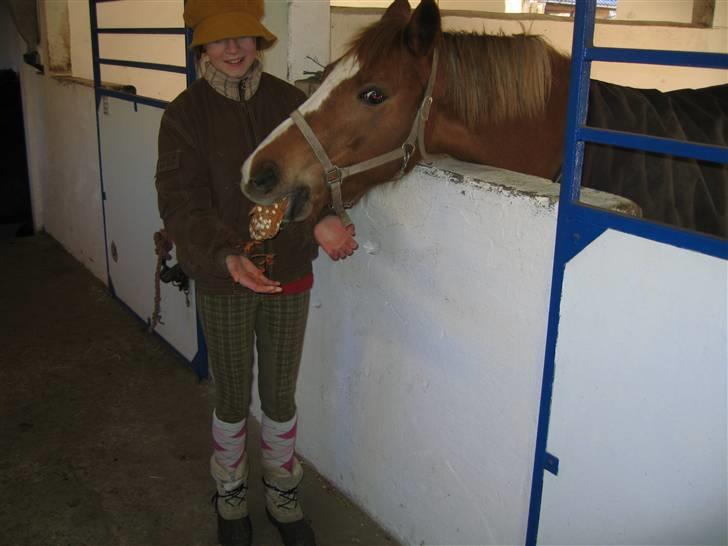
[0, 233, 398, 546]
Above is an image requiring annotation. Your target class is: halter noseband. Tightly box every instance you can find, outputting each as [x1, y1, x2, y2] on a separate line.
[290, 48, 440, 227]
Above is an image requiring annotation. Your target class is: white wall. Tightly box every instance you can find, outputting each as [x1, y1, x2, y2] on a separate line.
[262, 0, 331, 82]
[617, 0, 694, 23]
[68, 0, 92, 81]
[274, 161, 635, 546]
[261, 0, 290, 80]
[288, 0, 331, 80]
[44, 0, 71, 73]
[299, 162, 556, 545]
[24, 74, 106, 280]
[331, 7, 728, 91]
[14, 1, 106, 279]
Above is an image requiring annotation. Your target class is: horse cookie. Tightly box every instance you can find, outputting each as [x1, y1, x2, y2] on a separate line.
[249, 196, 289, 240]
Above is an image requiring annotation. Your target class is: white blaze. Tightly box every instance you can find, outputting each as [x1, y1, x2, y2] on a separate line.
[299, 55, 359, 115]
[241, 118, 294, 183]
[241, 55, 361, 184]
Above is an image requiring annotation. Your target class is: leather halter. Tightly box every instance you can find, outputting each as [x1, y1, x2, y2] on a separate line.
[290, 49, 440, 227]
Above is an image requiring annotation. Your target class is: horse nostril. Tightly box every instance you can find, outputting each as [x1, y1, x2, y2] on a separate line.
[249, 164, 278, 194]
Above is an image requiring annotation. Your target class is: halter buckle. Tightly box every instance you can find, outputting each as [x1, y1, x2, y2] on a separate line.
[325, 166, 342, 186]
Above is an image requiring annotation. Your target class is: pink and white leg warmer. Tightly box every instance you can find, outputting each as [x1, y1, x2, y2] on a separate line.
[212, 410, 247, 471]
[261, 412, 297, 473]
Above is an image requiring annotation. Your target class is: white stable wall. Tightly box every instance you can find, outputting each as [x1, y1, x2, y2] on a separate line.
[277, 160, 636, 546]
[16, 66, 106, 280]
[11, 1, 105, 280]
[12, 0, 106, 280]
[34, 78, 106, 280]
[15, 65, 107, 281]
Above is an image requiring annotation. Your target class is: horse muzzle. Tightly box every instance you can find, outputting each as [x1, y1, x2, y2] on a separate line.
[242, 161, 280, 201]
[241, 166, 313, 224]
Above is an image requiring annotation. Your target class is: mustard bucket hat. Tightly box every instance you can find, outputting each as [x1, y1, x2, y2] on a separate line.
[184, 0, 277, 49]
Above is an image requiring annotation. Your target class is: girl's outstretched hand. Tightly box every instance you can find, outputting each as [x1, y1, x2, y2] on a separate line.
[225, 254, 282, 293]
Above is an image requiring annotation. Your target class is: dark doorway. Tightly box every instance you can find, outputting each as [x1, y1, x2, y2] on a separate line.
[0, 69, 33, 238]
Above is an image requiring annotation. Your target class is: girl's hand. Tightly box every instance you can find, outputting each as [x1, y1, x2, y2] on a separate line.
[225, 254, 282, 293]
[314, 215, 358, 261]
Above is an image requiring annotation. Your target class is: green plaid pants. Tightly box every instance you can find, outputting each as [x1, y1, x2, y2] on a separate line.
[196, 289, 310, 423]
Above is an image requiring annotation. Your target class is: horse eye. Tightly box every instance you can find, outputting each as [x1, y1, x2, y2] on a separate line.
[359, 88, 387, 105]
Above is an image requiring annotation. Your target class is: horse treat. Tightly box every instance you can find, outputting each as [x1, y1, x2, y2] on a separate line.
[249, 197, 289, 240]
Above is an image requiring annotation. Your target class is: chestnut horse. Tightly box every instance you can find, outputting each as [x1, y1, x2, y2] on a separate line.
[242, 0, 727, 236]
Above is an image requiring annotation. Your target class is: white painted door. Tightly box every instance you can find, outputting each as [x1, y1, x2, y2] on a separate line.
[538, 230, 727, 545]
[98, 96, 198, 362]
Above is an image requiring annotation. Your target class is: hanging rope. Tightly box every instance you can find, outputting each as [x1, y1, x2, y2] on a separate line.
[149, 229, 173, 333]
[148, 233, 274, 334]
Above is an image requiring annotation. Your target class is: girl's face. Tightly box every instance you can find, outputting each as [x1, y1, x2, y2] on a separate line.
[205, 36, 257, 78]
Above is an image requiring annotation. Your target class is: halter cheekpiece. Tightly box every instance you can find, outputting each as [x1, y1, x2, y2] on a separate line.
[290, 48, 440, 227]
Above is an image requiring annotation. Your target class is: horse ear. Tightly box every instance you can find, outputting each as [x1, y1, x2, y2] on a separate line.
[383, 0, 412, 22]
[404, 0, 441, 57]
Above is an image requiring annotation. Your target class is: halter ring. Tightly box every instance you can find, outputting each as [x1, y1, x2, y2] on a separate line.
[401, 142, 415, 174]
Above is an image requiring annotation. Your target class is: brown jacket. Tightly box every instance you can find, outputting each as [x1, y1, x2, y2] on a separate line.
[156, 74, 318, 294]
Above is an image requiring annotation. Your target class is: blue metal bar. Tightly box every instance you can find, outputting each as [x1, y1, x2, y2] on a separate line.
[527, 0, 728, 544]
[588, 46, 728, 69]
[89, 0, 112, 289]
[90, 2, 102, 102]
[579, 127, 728, 164]
[97, 87, 168, 110]
[97, 27, 187, 35]
[565, 200, 728, 260]
[98, 58, 188, 74]
[184, 27, 197, 87]
[525, 1, 598, 544]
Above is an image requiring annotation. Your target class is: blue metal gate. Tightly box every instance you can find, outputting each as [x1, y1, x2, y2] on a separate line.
[528, 1, 727, 543]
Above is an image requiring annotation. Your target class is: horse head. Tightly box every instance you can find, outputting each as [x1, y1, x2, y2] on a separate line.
[241, 0, 442, 223]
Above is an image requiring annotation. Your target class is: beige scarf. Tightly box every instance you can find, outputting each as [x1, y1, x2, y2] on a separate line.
[200, 55, 262, 102]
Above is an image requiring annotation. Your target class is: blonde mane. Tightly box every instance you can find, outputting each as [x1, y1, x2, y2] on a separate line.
[349, 19, 560, 129]
[442, 32, 557, 128]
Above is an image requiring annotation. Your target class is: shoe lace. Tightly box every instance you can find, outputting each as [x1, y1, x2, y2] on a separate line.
[211, 481, 249, 512]
[263, 478, 300, 511]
